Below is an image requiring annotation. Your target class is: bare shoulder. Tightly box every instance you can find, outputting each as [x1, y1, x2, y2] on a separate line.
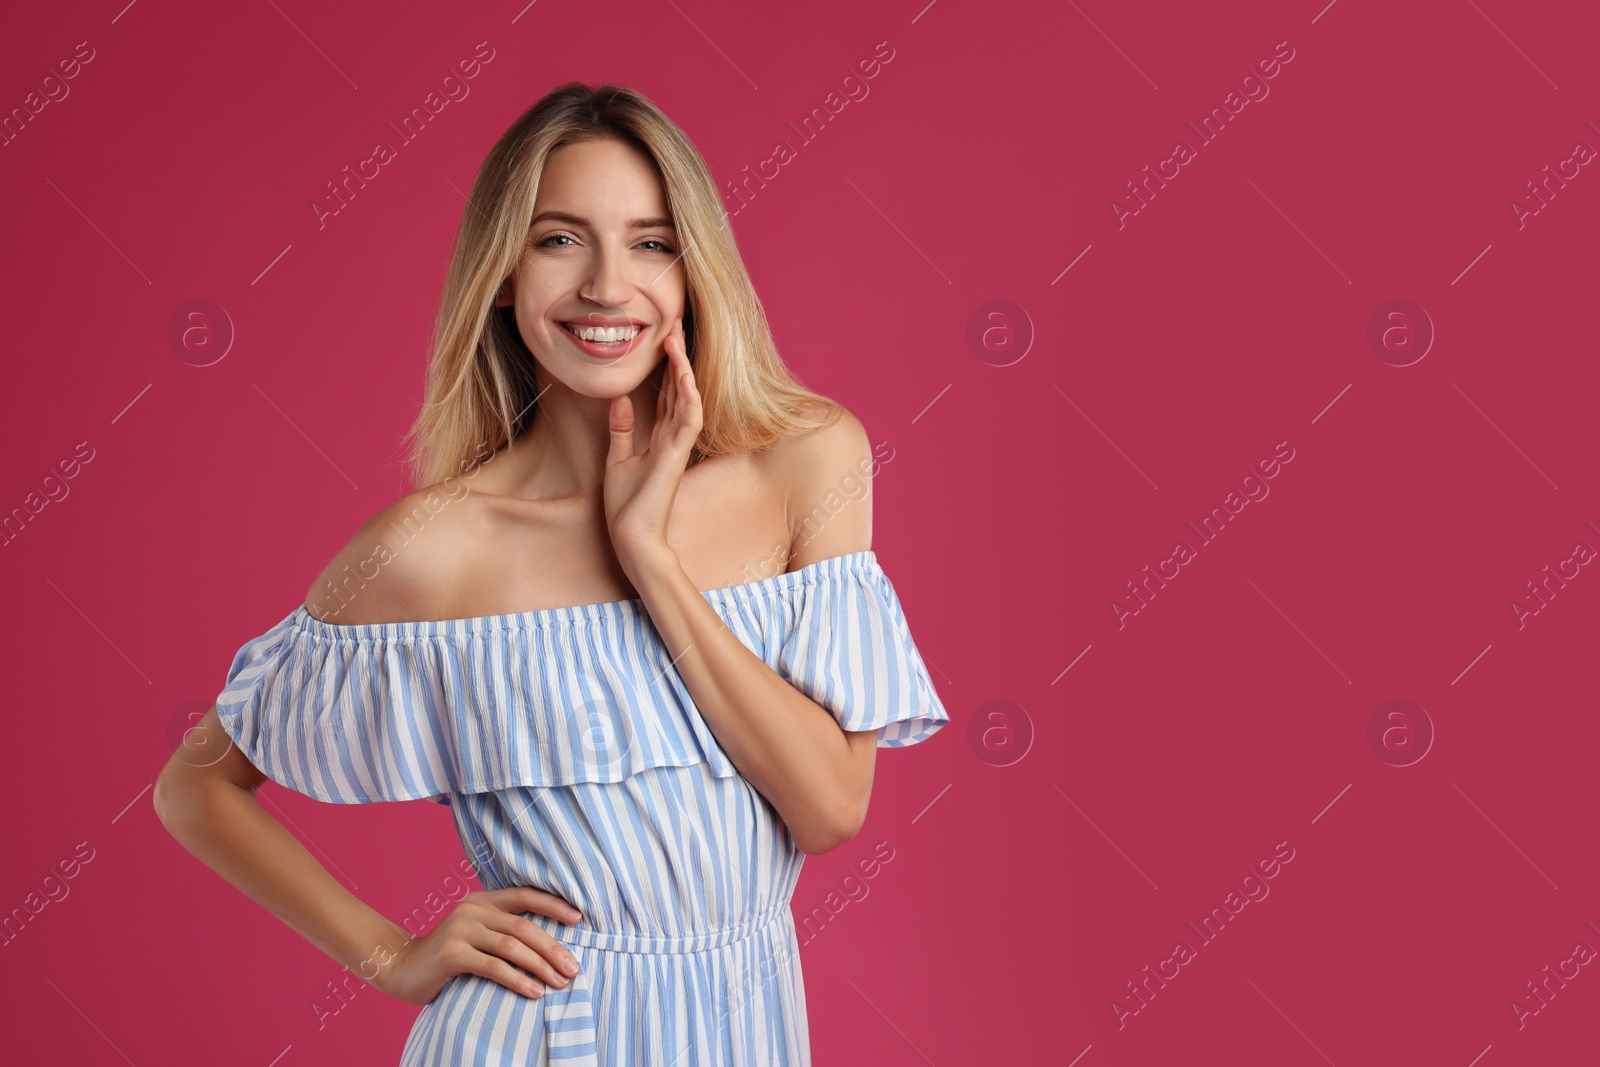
[763, 399, 879, 568]
[303, 483, 478, 624]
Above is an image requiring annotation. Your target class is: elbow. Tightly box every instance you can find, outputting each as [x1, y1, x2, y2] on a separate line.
[153, 752, 243, 834]
[793, 796, 869, 856]
[153, 759, 207, 832]
[152, 766, 190, 833]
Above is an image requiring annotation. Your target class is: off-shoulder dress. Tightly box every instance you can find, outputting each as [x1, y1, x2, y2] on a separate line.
[213, 549, 948, 1066]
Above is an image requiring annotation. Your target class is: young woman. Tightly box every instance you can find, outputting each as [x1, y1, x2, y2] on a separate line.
[156, 82, 947, 1066]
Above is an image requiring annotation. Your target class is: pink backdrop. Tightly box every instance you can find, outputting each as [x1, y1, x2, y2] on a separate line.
[4, 0, 1598, 1063]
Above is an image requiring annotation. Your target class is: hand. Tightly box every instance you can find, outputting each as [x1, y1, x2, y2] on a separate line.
[603, 316, 702, 574]
[370, 887, 584, 1006]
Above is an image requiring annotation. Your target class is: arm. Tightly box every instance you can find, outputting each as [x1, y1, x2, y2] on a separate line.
[157, 707, 586, 1004]
[627, 412, 880, 855]
[159, 499, 587, 1004]
[153, 708, 415, 982]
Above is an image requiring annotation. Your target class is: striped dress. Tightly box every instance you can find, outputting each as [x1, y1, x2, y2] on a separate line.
[214, 549, 948, 1066]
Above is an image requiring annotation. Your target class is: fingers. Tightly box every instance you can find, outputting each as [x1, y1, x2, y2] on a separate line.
[668, 343, 701, 450]
[664, 335, 681, 411]
[432, 890, 585, 1002]
[606, 393, 635, 467]
[656, 368, 667, 421]
[483, 886, 583, 924]
[678, 359, 702, 442]
[450, 938, 550, 1000]
[656, 322, 698, 446]
[468, 913, 580, 994]
[657, 350, 673, 425]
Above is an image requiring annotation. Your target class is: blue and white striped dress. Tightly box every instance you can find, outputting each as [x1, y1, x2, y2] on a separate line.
[214, 549, 948, 1066]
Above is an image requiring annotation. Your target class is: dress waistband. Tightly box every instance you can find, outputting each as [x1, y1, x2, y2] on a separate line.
[521, 900, 793, 956]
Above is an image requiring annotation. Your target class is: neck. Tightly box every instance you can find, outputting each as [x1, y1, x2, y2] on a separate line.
[492, 361, 668, 499]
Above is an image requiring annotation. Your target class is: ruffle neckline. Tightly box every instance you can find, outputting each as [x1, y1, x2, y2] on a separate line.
[294, 550, 881, 641]
[213, 550, 949, 804]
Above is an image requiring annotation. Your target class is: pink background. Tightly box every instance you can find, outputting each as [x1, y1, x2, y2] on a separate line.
[4, 0, 1598, 1063]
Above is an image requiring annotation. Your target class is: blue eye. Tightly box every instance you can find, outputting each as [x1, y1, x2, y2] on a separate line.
[534, 233, 676, 253]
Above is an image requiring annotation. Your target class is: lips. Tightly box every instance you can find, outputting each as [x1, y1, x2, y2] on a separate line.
[558, 321, 645, 361]
[560, 317, 648, 329]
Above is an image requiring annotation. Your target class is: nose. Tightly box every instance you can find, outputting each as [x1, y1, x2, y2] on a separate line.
[578, 244, 632, 309]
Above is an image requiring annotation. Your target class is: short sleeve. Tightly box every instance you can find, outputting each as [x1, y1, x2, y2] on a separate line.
[213, 608, 454, 805]
[213, 598, 758, 805]
[773, 555, 949, 747]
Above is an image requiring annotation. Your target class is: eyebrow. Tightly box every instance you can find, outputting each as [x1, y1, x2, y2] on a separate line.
[529, 210, 675, 230]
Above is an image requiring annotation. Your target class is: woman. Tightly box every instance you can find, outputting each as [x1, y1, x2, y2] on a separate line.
[156, 82, 948, 1066]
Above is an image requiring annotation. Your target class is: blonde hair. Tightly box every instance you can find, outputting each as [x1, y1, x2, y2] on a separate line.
[401, 81, 844, 489]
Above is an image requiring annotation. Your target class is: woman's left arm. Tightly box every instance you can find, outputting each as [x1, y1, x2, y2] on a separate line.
[603, 321, 877, 855]
[626, 530, 878, 856]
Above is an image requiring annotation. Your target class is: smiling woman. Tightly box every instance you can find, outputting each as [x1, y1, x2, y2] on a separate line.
[156, 81, 949, 1067]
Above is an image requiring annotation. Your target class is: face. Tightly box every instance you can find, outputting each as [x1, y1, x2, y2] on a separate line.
[496, 136, 687, 396]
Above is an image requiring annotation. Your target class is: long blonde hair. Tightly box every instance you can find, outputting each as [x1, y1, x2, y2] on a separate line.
[401, 81, 844, 489]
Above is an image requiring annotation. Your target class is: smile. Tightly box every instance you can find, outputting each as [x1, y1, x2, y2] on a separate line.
[558, 321, 646, 361]
[561, 322, 643, 343]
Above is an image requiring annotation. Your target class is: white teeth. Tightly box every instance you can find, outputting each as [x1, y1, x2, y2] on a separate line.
[565, 323, 641, 343]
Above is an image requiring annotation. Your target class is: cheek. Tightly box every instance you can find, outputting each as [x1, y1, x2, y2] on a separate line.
[521, 260, 581, 299]
[515, 294, 562, 333]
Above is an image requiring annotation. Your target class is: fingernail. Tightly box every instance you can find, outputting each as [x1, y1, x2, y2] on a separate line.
[564, 957, 579, 975]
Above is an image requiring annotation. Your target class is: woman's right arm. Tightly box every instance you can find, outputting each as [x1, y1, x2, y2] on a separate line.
[153, 706, 584, 1004]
